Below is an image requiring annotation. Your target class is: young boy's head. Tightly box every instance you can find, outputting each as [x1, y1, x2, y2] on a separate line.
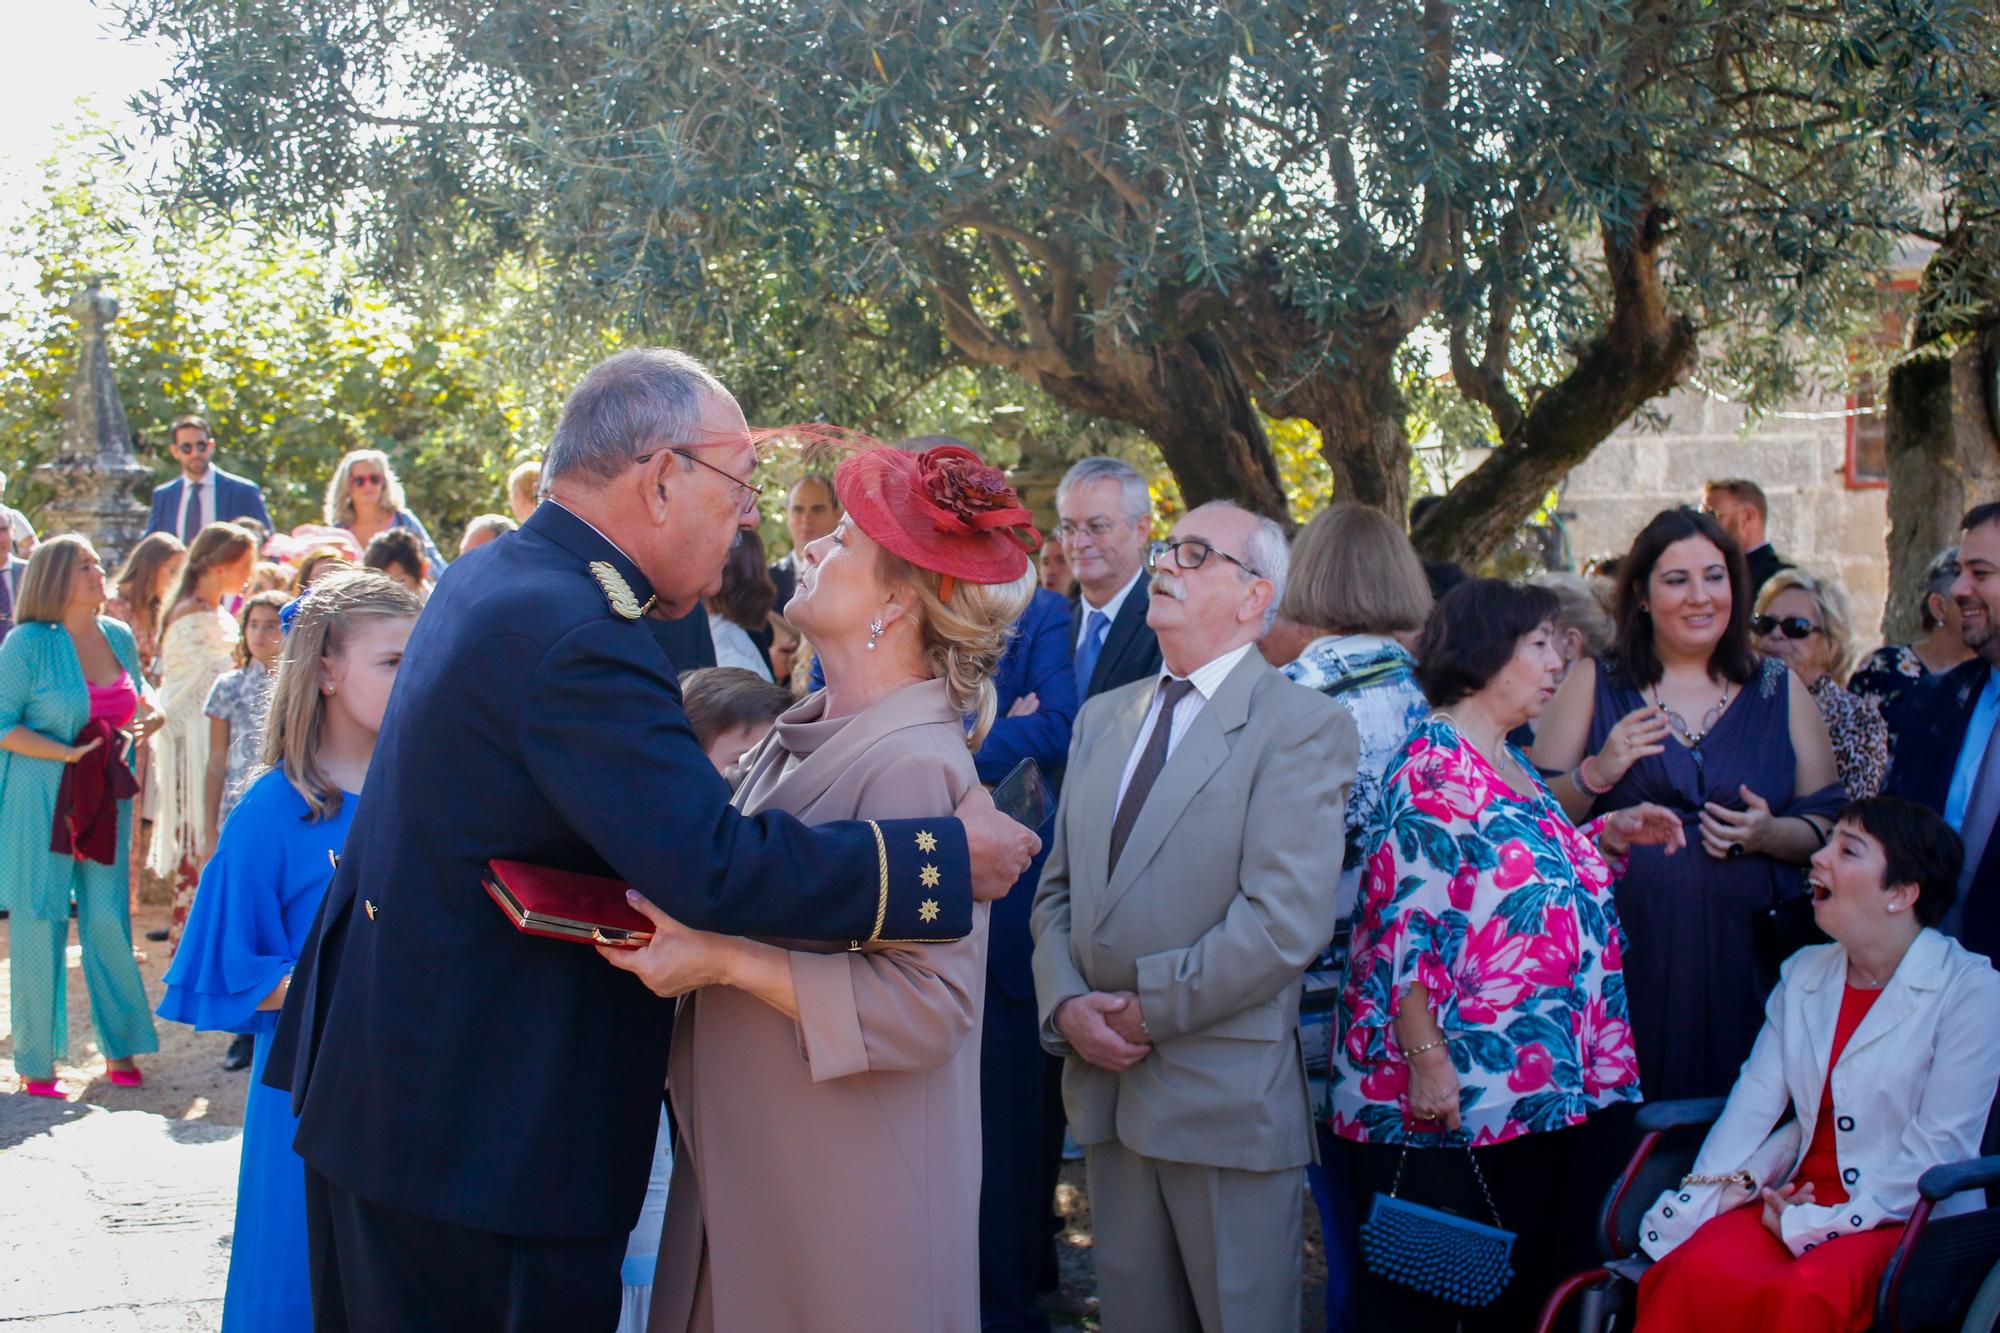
[680, 667, 795, 773]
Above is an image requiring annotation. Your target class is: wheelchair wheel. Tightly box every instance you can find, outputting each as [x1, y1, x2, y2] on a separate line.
[1965, 1257, 2000, 1333]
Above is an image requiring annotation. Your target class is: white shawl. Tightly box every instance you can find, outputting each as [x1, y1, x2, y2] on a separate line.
[146, 606, 239, 876]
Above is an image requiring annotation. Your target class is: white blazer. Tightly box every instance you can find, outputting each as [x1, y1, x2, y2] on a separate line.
[1640, 929, 2000, 1260]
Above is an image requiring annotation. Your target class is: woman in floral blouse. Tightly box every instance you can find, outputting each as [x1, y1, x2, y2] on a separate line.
[1755, 568, 1888, 799]
[1331, 579, 1684, 1332]
[1848, 545, 1972, 746]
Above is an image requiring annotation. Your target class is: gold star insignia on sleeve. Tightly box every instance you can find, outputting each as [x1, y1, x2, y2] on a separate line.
[918, 899, 941, 924]
[919, 864, 941, 888]
[915, 830, 938, 853]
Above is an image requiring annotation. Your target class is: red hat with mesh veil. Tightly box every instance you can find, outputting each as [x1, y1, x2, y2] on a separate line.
[832, 442, 1040, 595]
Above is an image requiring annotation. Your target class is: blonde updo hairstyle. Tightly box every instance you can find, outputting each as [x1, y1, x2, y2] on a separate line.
[872, 546, 1036, 750]
[261, 567, 423, 821]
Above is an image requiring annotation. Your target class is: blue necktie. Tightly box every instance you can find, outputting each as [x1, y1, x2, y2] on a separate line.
[1074, 609, 1110, 699]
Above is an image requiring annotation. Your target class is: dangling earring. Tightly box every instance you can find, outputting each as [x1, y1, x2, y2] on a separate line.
[867, 617, 884, 651]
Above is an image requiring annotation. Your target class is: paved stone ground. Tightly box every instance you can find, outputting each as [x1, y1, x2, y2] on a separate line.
[0, 1094, 236, 1330]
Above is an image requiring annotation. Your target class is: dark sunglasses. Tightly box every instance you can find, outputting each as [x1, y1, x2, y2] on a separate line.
[172, 439, 214, 455]
[350, 474, 385, 489]
[1751, 614, 1819, 640]
[1147, 538, 1264, 579]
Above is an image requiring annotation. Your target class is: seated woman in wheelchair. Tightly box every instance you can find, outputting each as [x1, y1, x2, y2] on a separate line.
[1634, 796, 2000, 1332]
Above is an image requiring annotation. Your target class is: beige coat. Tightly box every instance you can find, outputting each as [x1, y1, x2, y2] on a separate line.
[1030, 649, 1358, 1173]
[650, 678, 988, 1333]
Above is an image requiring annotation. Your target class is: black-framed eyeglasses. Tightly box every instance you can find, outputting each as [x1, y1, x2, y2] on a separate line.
[1148, 538, 1264, 580]
[1751, 614, 1819, 640]
[636, 447, 765, 516]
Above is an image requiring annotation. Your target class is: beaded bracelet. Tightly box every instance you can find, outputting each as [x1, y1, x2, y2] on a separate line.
[1403, 1036, 1449, 1059]
[1572, 755, 1615, 796]
[1681, 1168, 1756, 1191]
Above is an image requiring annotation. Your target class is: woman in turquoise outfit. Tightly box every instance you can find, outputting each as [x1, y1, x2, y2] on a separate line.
[0, 535, 159, 1096]
[160, 569, 421, 1332]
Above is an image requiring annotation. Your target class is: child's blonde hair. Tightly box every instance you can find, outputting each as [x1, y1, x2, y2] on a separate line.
[260, 568, 422, 821]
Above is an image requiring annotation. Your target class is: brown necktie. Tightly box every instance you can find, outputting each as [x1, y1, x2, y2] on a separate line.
[1108, 677, 1196, 875]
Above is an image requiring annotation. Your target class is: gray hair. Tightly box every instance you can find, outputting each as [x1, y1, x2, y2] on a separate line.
[1191, 500, 1290, 636]
[1921, 545, 1961, 631]
[1056, 456, 1151, 523]
[544, 348, 725, 486]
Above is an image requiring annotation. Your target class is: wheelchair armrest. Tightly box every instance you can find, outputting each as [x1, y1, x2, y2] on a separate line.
[1918, 1155, 2000, 1203]
[1633, 1096, 1728, 1133]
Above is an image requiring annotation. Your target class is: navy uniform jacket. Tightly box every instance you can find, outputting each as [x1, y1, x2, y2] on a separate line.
[975, 588, 1077, 1003]
[265, 501, 972, 1239]
[143, 467, 274, 535]
[1885, 656, 2000, 956]
[1074, 571, 1163, 701]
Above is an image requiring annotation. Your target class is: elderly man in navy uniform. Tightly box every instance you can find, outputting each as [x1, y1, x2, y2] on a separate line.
[266, 348, 1039, 1331]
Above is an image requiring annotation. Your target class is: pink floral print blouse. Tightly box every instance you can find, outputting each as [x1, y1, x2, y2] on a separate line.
[1329, 715, 1643, 1146]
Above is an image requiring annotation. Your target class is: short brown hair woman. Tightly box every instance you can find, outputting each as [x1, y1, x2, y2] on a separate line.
[1533, 507, 1845, 1101]
[0, 536, 160, 1095]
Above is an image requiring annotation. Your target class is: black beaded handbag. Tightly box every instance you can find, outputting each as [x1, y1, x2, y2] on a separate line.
[1358, 1142, 1517, 1308]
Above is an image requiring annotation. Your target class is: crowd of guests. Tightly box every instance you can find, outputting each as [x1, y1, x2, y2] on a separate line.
[4, 368, 2000, 1333]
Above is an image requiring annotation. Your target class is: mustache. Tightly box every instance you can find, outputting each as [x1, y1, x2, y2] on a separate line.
[1151, 573, 1188, 602]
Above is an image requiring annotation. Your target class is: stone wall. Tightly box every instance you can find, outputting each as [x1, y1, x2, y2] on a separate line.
[1558, 386, 1893, 648]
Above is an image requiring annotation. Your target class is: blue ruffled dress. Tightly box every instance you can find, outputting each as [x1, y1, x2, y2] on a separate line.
[159, 770, 354, 1333]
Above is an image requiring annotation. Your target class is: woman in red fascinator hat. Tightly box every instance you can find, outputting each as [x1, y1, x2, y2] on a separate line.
[604, 432, 1037, 1332]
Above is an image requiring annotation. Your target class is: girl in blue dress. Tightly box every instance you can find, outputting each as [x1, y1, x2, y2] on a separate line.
[159, 569, 422, 1332]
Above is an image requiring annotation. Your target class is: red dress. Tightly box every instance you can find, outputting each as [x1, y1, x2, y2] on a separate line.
[1636, 985, 1901, 1333]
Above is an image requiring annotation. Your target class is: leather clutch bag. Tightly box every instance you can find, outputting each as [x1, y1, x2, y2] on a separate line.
[483, 859, 654, 949]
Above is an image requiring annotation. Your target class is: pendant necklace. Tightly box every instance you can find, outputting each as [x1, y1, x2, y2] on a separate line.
[1649, 681, 1734, 750]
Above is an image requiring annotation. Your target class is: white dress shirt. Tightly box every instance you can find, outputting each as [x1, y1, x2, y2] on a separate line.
[175, 471, 218, 535]
[1113, 642, 1258, 809]
[1075, 565, 1145, 650]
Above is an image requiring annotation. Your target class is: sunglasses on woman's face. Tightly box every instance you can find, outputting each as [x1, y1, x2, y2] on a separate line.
[1751, 614, 1819, 640]
[351, 474, 384, 489]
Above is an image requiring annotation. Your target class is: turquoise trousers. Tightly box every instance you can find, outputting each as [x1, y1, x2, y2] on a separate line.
[9, 871, 159, 1080]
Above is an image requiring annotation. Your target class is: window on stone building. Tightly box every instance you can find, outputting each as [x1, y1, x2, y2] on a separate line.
[1844, 281, 1915, 490]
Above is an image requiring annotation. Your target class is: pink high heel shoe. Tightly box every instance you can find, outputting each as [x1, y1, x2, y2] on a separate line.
[107, 1064, 142, 1088]
[24, 1079, 62, 1099]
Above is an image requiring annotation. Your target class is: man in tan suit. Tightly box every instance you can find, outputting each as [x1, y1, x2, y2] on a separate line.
[1031, 501, 1358, 1332]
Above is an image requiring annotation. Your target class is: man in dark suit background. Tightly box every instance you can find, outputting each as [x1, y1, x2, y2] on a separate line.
[766, 472, 840, 609]
[993, 454, 1165, 1298]
[267, 348, 1039, 1331]
[1060, 456, 1163, 702]
[1701, 477, 1791, 599]
[976, 582, 1078, 1333]
[143, 414, 274, 540]
[1887, 500, 2000, 960]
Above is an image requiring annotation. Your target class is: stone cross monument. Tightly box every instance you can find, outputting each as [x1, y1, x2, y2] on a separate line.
[36, 279, 154, 569]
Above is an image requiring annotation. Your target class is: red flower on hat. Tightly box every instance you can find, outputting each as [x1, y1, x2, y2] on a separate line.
[916, 446, 1039, 545]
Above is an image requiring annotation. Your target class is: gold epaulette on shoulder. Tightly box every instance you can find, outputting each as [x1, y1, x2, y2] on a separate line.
[589, 561, 657, 620]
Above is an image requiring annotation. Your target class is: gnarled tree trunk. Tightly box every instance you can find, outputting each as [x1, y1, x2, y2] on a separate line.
[1883, 322, 2000, 642]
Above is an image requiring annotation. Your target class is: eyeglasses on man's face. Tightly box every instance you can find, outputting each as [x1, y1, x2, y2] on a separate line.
[1148, 538, 1263, 580]
[637, 446, 765, 516]
[1751, 614, 1819, 640]
[1056, 516, 1126, 542]
[172, 438, 214, 456]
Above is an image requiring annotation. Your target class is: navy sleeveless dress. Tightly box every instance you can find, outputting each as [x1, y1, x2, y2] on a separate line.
[1585, 655, 1845, 1101]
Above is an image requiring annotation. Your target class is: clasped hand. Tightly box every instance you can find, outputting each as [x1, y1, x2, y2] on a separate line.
[1056, 991, 1151, 1071]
